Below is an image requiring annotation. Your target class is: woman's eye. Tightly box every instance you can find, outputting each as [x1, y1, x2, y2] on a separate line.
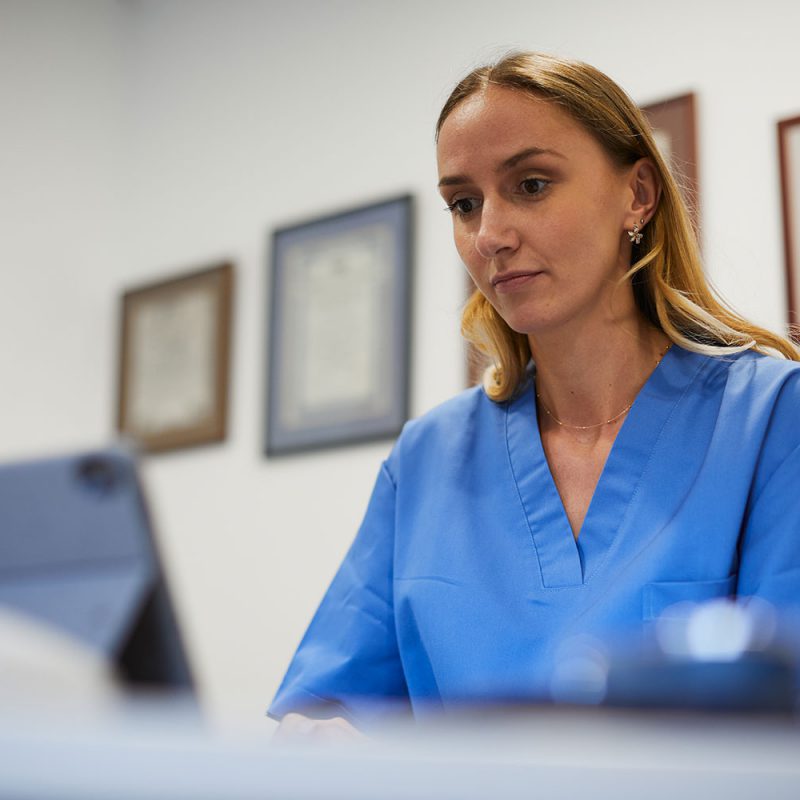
[446, 197, 480, 216]
[520, 178, 549, 196]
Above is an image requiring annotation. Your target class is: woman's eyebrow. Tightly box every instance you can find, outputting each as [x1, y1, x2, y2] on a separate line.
[438, 174, 469, 188]
[438, 146, 566, 188]
[501, 146, 565, 169]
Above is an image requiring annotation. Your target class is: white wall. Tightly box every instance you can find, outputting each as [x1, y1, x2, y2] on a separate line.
[0, 0, 126, 454]
[3, 0, 800, 728]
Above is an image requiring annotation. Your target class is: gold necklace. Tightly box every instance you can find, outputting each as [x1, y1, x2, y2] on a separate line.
[535, 343, 672, 431]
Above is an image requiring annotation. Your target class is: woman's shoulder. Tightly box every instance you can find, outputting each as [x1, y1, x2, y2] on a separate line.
[400, 384, 495, 439]
[387, 384, 506, 470]
[693, 348, 800, 441]
[706, 347, 800, 392]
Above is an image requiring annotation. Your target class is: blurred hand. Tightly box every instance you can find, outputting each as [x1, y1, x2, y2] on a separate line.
[273, 712, 363, 744]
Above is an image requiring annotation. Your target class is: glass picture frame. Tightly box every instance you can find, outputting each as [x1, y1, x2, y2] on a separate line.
[117, 263, 233, 453]
[641, 92, 700, 234]
[265, 195, 413, 455]
[778, 115, 800, 335]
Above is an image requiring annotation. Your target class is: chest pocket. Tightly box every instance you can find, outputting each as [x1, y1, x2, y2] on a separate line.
[643, 575, 737, 621]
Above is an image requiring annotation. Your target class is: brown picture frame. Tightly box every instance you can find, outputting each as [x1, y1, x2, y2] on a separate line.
[778, 115, 800, 335]
[117, 262, 233, 453]
[641, 92, 700, 234]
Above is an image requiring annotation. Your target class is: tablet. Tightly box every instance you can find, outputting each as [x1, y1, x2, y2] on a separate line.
[0, 446, 193, 692]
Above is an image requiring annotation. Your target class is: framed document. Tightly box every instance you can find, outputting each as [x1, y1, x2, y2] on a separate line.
[266, 195, 413, 455]
[641, 92, 700, 232]
[117, 263, 233, 453]
[778, 115, 800, 334]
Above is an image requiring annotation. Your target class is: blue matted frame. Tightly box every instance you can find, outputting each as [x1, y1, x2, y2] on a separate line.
[265, 194, 413, 455]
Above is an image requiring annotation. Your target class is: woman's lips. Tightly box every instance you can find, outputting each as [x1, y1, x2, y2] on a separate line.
[491, 271, 543, 292]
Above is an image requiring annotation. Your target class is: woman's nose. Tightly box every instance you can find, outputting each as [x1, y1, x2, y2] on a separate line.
[474, 202, 520, 259]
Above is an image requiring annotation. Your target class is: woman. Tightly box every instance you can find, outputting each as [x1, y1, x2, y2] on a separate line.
[270, 52, 800, 738]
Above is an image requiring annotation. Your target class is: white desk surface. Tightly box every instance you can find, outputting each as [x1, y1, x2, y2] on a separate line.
[2, 702, 800, 799]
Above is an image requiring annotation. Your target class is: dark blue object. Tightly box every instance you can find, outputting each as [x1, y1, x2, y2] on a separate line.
[604, 653, 796, 713]
[0, 446, 193, 691]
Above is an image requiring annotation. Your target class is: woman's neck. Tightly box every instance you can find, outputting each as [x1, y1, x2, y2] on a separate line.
[529, 316, 670, 434]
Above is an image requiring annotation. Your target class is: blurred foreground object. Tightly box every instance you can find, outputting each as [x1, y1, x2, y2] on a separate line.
[551, 598, 798, 712]
[2, 703, 800, 799]
[0, 606, 118, 708]
[0, 446, 194, 695]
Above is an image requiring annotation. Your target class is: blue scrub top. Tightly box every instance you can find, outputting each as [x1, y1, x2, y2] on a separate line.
[269, 346, 800, 720]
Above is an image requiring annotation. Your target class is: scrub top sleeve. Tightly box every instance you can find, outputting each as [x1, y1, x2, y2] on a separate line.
[737, 439, 800, 611]
[268, 461, 409, 723]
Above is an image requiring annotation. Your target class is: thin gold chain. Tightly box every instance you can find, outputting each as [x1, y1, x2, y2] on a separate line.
[536, 395, 633, 429]
[535, 344, 672, 431]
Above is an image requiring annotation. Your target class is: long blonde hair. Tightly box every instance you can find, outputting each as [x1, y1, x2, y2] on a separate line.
[437, 52, 799, 402]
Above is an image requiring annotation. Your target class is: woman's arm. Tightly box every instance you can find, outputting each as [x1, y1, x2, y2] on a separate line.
[268, 461, 410, 723]
[737, 439, 800, 608]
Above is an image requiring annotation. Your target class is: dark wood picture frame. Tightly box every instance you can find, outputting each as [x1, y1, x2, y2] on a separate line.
[641, 92, 700, 233]
[266, 195, 413, 456]
[117, 262, 233, 453]
[778, 115, 800, 335]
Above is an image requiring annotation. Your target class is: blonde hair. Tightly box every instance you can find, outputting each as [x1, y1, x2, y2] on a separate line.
[437, 52, 800, 402]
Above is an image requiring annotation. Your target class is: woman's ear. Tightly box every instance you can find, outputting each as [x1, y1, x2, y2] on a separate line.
[626, 157, 661, 227]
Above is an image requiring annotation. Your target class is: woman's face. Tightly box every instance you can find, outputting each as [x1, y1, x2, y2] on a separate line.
[437, 86, 639, 339]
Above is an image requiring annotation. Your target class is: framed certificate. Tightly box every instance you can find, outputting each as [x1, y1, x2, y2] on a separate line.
[266, 195, 413, 455]
[778, 115, 800, 334]
[117, 263, 233, 453]
[641, 92, 700, 233]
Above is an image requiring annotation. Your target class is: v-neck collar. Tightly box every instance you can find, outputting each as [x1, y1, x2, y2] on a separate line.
[504, 345, 707, 588]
